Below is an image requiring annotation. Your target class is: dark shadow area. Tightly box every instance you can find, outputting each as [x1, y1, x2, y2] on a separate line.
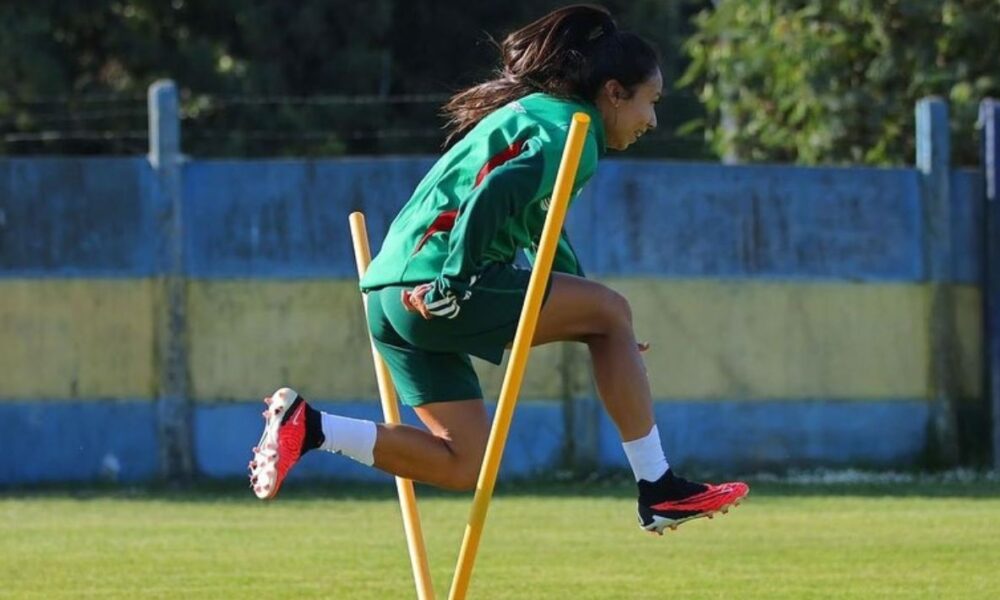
[3, 470, 999, 503]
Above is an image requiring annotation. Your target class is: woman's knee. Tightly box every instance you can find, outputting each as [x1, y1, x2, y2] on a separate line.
[593, 285, 633, 332]
[440, 453, 483, 491]
[535, 275, 635, 345]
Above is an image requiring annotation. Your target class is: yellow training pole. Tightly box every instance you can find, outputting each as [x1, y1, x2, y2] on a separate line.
[349, 212, 436, 600]
[448, 113, 591, 600]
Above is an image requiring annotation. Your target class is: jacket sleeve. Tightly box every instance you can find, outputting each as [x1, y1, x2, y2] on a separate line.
[421, 138, 546, 319]
[522, 229, 586, 278]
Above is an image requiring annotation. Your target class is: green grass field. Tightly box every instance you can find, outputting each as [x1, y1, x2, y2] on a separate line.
[3, 477, 999, 599]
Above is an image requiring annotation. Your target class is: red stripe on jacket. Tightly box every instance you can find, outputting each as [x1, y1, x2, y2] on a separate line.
[413, 209, 458, 253]
[413, 140, 526, 254]
[474, 140, 525, 187]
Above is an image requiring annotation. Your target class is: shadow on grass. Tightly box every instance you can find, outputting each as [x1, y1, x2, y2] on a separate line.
[3, 470, 1000, 502]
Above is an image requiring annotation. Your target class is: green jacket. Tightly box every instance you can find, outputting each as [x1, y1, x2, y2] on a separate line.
[360, 92, 606, 318]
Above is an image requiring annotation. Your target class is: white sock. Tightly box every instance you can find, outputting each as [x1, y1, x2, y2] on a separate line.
[622, 425, 669, 482]
[319, 412, 378, 466]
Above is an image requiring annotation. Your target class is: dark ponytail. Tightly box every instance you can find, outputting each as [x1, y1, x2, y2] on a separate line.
[442, 4, 659, 145]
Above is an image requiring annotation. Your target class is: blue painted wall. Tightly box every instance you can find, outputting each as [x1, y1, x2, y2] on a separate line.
[1, 157, 982, 282]
[0, 401, 159, 484]
[176, 159, 982, 282]
[578, 162, 926, 280]
[183, 158, 435, 278]
[599, 400, 930, 472]
[0, 153, 987, 484]
[0, 397, 929, 485]
[950, 169, 986, 283]
[196, 401, 564, 482]
[0, 158, 157, 276]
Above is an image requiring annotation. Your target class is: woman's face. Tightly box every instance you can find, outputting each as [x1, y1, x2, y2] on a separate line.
[596, 68, 663, 151]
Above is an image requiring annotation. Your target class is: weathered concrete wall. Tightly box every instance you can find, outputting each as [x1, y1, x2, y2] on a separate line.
[0, 150, 986, 483]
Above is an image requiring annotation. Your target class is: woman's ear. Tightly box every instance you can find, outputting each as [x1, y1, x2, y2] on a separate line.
[603, 79, 626, 107]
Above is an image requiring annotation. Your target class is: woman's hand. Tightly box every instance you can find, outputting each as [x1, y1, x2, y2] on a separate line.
[401, 283, 434, 320]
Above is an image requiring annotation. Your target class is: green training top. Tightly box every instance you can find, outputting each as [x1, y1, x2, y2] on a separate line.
[360, 92, 607, 319]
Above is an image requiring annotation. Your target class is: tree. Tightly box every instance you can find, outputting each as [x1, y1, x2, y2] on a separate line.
[0, 0, 397, 155]
[0, 1, 708, 158]
[680, 0, 1000, 165]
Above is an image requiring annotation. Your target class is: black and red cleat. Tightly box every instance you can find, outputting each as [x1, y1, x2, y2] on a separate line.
[637, 470, 749, 535]
[248, 387, 323, 500]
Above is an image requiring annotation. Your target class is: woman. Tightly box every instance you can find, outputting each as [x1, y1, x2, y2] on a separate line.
[250, 4, 748, 534]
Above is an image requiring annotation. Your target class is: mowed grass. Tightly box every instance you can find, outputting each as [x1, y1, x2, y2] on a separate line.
[2, 479, 999, 599]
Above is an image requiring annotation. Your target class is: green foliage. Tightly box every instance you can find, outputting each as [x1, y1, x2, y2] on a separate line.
[680, 0, 1000, 165]
[0, 1, 709, 158]
[0, 0, 400, 155]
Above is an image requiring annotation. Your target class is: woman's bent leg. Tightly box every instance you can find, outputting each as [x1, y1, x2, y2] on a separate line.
[527, 274, 749, 533]
[532, 273, 654, 442]
[371, 399, 490, 491]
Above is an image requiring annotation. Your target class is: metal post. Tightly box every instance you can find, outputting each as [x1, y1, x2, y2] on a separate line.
[979, 99, 1000, 470]
[148, 80, 193, 480]
[916, 97, 960, 466]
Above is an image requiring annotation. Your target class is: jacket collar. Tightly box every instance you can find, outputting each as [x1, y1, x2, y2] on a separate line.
[522, 93, 608, 156]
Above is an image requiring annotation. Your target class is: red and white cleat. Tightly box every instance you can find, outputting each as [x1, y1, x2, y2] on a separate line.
[637, 470, 749, 534]
[249, 387, 312, 500]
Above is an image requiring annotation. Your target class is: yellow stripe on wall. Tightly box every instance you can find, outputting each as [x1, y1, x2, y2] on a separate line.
[187, 280, 376, 401]
[0, 279, 156, 399]
[474, 343, 581, 401]
[604, 279, 981, 400]
[953, 287, 984, 402]
[4, 278, 977, 403]
[189, 279, 980, 402]
[186, 280, 571, 402]
[189, 279, 980, 400]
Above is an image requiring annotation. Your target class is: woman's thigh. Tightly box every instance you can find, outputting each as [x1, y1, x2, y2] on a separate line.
[413, 399, 490, 459]
[532, 272, 630, 346]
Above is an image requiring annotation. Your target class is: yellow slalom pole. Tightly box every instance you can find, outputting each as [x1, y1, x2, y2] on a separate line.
[349, 212, 436, 600]
[448, 113, 591, 600]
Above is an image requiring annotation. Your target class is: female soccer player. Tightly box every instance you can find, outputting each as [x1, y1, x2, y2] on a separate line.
[249, 4, 748, 534]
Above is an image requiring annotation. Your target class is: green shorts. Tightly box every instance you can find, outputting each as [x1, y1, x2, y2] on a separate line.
[365, 263, 552, 407]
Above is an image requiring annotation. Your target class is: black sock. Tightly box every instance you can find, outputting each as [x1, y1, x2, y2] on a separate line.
[638, 469, 707, 502]
[302, 399, 325, 452]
